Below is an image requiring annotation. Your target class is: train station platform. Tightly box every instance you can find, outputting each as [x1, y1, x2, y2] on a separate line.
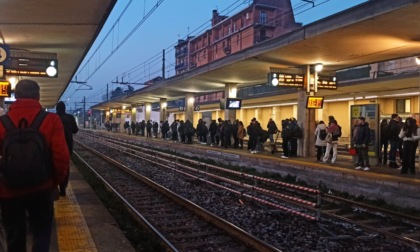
[49, 161, 135, 252]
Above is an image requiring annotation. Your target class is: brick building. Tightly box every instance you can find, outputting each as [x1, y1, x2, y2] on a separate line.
[175, 0, 301, 75]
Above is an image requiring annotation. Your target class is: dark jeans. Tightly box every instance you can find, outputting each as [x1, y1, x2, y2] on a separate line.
[401, 141, 416, 174]
[316, 145, 326, 161]
[357, 146, 370, 167]
[210, 132, 216, 144]
[282, 138, 290, 157]
[290, 138, 298, 156]
[248, 136, 257, 151]
[379, 139, 388, 165]
[388, 140, 399, 163]
[1, 189, 54, 252]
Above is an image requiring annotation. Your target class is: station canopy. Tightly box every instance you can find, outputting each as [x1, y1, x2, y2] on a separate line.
[0, 0, 116, 108]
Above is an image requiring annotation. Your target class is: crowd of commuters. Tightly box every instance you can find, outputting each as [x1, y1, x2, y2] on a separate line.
[113, 117, 300, 154]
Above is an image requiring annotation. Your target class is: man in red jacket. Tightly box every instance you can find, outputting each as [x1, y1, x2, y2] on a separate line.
[0, 79, 70, 252]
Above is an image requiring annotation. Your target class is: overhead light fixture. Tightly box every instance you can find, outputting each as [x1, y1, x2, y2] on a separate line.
[271, 73, 279, 86]
[416, 56, 420, 65]
[46, 60, 57, 77]
[314, 63, 323, 72]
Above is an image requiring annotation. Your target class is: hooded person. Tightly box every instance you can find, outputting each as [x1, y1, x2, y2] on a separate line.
[56, 101, 79, 196]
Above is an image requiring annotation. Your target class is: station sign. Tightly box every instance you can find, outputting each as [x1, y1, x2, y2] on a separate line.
[0, 81, 12, 97]
[194, 106, 200, 111]
[268, 72, 304, 87]
[317, 75, 337, 89]
[6, 51, 58, 78]
[306, 96, 324, 109]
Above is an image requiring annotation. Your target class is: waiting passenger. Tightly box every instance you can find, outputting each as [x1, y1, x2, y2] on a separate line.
[398, 117, 419, 174]
[56, 101, 79, 197]
[322, 119, 341, 164]
[170, 121, 178, 142]
[237, 121, 245, 149]
[314, 120, 327, 162]
[247, 118, 259, 153]
[281, 119, 292, 159]
[209, 119, 218, 146]
[378, 119, 389, 166]
[267, 118, 278, 143]
[388, 114, 401, 168]
[354, 117, 371, 171]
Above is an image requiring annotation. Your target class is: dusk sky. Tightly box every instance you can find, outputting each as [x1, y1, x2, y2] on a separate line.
[60, 0, 367, 111]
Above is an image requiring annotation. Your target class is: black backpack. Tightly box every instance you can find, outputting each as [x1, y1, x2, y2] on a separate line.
[0, 111, 52, 188]
[319, 129, 327, 140]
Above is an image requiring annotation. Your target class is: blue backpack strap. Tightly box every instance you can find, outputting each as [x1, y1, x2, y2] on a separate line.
[0, 115, 16, 131]
[31, 110, 48, 130]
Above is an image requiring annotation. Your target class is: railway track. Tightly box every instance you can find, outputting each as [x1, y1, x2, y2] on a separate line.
[74, 131, 419, 251]
[74, 140, 279, 252]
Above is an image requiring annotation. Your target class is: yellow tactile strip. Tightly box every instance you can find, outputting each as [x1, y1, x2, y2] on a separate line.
[54, 184, 98, 252]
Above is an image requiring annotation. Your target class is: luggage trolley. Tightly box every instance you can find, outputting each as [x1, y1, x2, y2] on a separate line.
[270, 131, 281, 154]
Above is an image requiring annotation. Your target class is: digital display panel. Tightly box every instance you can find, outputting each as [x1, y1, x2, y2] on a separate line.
[268, 72, 304, 87]
[226, 98, 242, 109]
[0, 81, 11, 97]
[317, 75, 337, 89]
[306, 96, 324, 109]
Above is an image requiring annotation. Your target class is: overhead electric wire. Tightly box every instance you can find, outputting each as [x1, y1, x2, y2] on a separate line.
[76, 0, 332, 105]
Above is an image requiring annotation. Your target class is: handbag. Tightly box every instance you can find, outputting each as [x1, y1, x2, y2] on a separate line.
[349, 148, 357, 155]
[325, 133, 333, 143]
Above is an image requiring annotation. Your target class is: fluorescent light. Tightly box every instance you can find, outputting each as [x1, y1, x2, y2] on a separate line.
[324, 98, 353, 102]
[383, 92, 419, 97]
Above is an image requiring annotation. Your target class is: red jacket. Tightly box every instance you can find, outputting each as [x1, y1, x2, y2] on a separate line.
[0, 99, 70, 198]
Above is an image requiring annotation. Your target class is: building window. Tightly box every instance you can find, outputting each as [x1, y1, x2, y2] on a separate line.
[259, 11, 267, 24]
[246, 12, 249, 19]
[233, 23, 237, 32]
[396, 98, 410, 113]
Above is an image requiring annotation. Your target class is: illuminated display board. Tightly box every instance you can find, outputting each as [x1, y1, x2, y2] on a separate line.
[6, 69, 48, 77]
[317, 75, 337, 89]
[268, 72, 304, 87]
[306, 96, 324, 109]
[0, 81, 12, 97]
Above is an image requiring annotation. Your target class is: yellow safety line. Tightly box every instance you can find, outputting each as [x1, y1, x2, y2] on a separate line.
[54, 184, 98, 252]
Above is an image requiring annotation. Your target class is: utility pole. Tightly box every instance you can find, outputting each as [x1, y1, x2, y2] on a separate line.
[106, 84, 109, 101]
[83, 96, 86, 128]
[162, 49, 165, 79]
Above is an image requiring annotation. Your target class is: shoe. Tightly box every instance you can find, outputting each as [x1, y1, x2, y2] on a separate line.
[355, 166, 363, 170]
[251, 151, 257, 154]
[281, 155, 288, 159]
[363, 167, 370, 171]
[59, 190, 66, 196]
[397, 166, 402, 170]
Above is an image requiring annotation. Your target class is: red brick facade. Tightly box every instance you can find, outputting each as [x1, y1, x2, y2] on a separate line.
[175, 0, 301, 75]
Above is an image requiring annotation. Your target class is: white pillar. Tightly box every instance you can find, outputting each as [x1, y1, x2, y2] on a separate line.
[224, 83, 237, 122]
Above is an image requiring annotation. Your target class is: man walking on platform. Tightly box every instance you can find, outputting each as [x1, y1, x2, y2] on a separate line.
[56, 101, 79, 196]
[0, 79, 70, 252]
